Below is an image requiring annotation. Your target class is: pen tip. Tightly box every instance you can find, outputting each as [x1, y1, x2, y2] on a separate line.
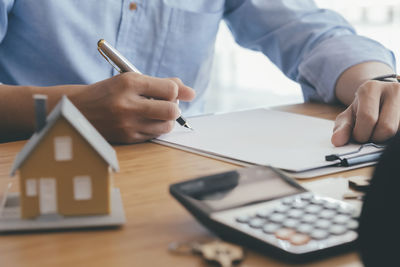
[184, 124, 194, 131]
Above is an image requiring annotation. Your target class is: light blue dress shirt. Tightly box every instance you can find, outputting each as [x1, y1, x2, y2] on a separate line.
[0, 0, 396, 115]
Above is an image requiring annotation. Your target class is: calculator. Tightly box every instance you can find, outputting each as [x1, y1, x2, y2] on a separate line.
[169, 166, 360, 261]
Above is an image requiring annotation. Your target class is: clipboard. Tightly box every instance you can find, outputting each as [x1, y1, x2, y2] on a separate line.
[153, 108, 384, 179]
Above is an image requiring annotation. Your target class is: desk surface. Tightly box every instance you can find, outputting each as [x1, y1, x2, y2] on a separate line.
[0, 103, 369, 267]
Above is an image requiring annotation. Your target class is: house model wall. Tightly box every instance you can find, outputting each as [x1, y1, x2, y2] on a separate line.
[10, 95, 119, 219]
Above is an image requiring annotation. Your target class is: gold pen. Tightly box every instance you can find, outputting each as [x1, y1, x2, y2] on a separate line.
[97, 39, 193, 130]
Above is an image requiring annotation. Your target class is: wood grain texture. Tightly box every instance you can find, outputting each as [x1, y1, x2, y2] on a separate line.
[0, 103, 365, 267]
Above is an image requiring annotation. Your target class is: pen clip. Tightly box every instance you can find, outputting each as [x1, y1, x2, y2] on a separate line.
[97, 47, 123, 73]
[325, 143, 385, 167]
[325, 143, 385, 162]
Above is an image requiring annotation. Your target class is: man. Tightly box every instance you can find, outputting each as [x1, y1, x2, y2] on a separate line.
[358, 132, 400, 266]
[0, 1, 398, 145]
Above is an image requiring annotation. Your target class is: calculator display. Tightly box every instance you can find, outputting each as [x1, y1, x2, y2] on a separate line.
[180, 166, 304, 211]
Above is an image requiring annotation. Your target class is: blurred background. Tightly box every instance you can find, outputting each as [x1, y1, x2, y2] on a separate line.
[204, 0, 400, 113]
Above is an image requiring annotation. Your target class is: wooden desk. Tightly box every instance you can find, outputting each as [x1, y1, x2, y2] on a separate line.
[0, 103, 368, 267]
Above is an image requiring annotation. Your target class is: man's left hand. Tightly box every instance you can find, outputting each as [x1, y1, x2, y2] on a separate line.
[332, 80, 400, 146]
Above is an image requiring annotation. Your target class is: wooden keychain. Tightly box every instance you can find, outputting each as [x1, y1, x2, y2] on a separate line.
[168, 239, 245, 267]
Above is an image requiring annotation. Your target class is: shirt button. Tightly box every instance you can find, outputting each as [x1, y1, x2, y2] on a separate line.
[129, 2, 137, 11]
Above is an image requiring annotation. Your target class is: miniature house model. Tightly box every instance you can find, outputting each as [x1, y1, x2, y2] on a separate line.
[10, 95, 119, 219]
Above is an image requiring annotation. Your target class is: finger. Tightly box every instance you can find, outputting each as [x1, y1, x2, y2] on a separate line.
[352, 85, 381, 143]
[371, 87, 400, 142]
[124, 120, 175, 142]
[120, 73, 179, 101]
[125, 132, 154, 144]
[135, 98, 180, 121]
[331, 106, 354, 146]
[139, 120, 176, 136]
[168, 77, 196, 101]
[112, 122, 169, 144]
[135, 132, 158, 142]
[123, 73, 195, 102]
[105, 128, 154, 144]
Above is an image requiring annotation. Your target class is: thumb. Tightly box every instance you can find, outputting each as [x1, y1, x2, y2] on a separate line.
[331, 106, 355, 147]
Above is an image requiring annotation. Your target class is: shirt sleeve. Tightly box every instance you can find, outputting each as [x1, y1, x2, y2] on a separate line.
[223, 0, 396, 103]
[0, 0, 15, 84]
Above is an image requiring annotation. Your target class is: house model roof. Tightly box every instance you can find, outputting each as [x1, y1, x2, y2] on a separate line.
[10, 96, 119, 176]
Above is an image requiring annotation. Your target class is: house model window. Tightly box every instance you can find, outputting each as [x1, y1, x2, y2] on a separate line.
[25, 179, 37, 197]
[54, 136, 73, 161]
[73, 176, 92, 200]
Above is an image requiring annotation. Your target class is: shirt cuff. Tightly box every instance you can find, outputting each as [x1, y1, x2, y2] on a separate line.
[298, 34, 396, 103]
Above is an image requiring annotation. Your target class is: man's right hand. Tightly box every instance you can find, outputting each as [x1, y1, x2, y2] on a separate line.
[0, 73, 195, 143]
[70, 73, 196, 143]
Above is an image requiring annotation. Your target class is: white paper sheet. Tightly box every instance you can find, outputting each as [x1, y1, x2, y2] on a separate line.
[155, 108, 382, 177]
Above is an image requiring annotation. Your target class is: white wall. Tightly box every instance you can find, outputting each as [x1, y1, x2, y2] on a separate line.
[204, 1, 400, 113]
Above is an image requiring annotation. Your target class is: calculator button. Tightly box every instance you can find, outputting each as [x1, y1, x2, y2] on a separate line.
[319, 209, 336, 219]
[282, 197, 295, 205]
[324, 201, 340, 210]
[329, 225, 348, 235]
[350, 209, 361, 218]
[256, 210, 273, 219]
[249, 218, 265, 228]
[275, 228, 296, 240]
[282, 218, 300, 229]
[310, 229, 329, 240]
[315, 219, 332, 229]
[310, 198, 325, 205]
[290, 233, 311, 246]
[274, 205, 290, 213]
[292, 201, 308, 209]
[305, 204, 322, 214]
[337, 206, 354, 215]
[300, 193, 313, 201]
[301, 214, 318, 223]
[287, 209, 304, 218]
[346, 219, 359, 230]
[333, 214, 350, 225]
[269, 213, 286, 223]
[235, 215, 252, 224]
[296, 224, 314, 234]
[262, 223, 281, 234]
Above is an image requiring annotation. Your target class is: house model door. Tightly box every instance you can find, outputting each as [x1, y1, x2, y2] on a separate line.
[39, 178, 57, 214]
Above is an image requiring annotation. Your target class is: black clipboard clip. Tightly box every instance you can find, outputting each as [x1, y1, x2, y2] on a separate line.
[325, 143, 385, 167]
